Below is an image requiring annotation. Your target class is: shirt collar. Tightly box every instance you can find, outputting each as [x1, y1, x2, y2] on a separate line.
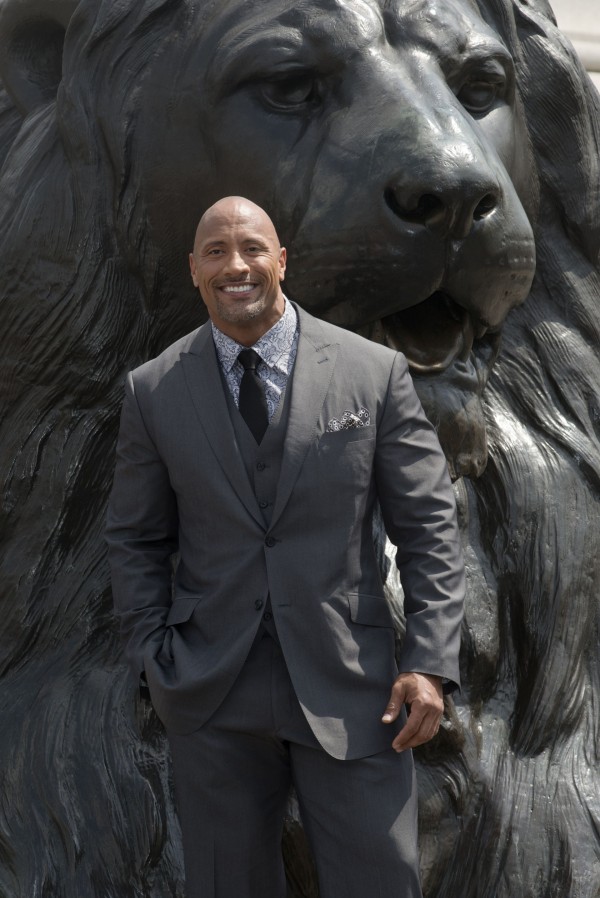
[211, 298, 298, 374]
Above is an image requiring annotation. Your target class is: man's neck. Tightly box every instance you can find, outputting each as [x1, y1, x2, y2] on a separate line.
[210, 296, 287, 347]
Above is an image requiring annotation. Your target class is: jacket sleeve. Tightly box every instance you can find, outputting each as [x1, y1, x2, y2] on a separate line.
[374, 352, 465, 689]
[105, 371, 178, 679]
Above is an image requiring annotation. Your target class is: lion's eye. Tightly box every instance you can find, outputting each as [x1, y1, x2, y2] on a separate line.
[260, 74, 318, 111]
[457, 72, 507, 115]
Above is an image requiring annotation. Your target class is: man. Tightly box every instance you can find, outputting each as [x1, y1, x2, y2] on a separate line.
[106, 196, 465, 898]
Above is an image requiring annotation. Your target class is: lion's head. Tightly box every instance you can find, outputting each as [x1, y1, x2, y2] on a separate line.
[127, 0, 540, 478]
[0, 0, 598, 895]
[1, 0, 538, 479]
[90, 0, 539, 479]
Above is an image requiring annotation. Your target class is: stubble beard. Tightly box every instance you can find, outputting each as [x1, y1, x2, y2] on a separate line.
[214, 293, 267, 324]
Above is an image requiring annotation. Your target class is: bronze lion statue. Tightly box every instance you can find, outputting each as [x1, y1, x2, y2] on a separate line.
[0, 0, 598, 895]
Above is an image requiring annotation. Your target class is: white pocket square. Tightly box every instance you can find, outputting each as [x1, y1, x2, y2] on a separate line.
[326, 407, 370, 432]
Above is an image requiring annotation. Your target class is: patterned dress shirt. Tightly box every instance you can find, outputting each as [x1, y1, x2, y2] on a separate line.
[211, 298, 299, 420]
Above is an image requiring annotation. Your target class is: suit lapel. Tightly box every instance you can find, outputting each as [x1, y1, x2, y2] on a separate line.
[270, 309, 339, 529]
[180, 324, 264, 528]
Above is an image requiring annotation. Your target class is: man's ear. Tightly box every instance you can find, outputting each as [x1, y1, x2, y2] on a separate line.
[0, 0, 77, 116]
[278, 246, 287, 281]
[189, 252, 199, 287]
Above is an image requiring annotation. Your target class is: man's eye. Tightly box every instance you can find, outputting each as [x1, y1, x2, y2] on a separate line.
[259, 74, 319, 111]
[457, 74, 507, 115]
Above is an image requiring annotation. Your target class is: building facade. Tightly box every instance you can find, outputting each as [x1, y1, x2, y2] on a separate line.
[553, 0, 600, 91]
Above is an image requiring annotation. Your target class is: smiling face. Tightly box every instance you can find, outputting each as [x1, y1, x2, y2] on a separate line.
[188, 197, 287, 345]
[134, 0, 539, 476]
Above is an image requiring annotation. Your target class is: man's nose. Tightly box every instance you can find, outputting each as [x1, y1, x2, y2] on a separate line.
[223, 251, 250, 275]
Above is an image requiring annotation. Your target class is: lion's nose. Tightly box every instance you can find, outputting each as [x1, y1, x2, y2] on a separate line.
[384, 181, 499, 241]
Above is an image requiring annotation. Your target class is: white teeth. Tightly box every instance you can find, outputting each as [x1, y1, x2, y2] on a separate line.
[221, 284, 256, 294]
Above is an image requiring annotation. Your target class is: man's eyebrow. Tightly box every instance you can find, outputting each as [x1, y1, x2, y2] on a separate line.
[199, 238, 226, 250]
[199, 236, 270, 250]
[235, 236, 271, 247]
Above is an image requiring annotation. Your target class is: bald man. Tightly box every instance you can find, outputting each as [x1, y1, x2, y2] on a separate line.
[106, 197, 465, 898]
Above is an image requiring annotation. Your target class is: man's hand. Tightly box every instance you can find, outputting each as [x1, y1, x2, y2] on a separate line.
[382, 672, 444, 752]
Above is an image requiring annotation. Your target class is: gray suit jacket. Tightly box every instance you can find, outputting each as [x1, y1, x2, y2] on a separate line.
[106, 306, 464, 760]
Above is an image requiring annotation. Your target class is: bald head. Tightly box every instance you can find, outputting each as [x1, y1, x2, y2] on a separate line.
[193, 197, 281, 254]
[189, 196, 287, 346]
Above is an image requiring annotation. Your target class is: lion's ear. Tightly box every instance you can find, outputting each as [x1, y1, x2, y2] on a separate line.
[0, 0, 77, 115]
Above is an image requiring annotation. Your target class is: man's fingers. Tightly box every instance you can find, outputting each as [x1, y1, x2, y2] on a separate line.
[381, 701, 399, 723]
[392, 707, 440, 752]
[392, 713, 423, 752]
[382, 672, 444, 749]
[381, 683, 408, 723]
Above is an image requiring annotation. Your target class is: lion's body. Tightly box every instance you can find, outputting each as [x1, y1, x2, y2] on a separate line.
[0, 0, 599, 895]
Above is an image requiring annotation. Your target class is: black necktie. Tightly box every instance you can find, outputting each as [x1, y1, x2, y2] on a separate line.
[238, 348, 269, 444]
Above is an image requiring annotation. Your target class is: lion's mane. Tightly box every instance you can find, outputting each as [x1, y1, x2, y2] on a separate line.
[405, 2, 600, 894]
[0, 0, 598, 895]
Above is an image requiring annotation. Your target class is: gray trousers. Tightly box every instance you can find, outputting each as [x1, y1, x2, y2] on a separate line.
[167, 632, 423, 898]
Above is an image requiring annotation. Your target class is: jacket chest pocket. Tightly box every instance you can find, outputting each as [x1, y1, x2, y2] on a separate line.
[315, 427, 376, 483]
[318, 425, 375, 449]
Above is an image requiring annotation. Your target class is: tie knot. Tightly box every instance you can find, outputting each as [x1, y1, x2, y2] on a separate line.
[238, 348, 261, 372]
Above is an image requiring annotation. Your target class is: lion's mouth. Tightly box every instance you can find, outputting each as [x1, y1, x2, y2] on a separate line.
[380, 292, 500, 386]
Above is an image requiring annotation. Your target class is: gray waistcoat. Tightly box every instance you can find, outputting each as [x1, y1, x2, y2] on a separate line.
[224, 377, 293, 640]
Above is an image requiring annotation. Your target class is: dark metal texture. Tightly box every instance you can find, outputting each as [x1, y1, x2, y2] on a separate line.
[0, 0, 599, 895]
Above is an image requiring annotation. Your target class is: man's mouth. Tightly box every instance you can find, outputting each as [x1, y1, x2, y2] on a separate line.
[380, 291, 500, 385]
[219, 282, 258, 295]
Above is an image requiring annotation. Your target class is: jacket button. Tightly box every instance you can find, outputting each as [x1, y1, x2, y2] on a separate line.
[263, 611, 272, 622]
[256, 462, 266, 471]
[258, 500, 268, 509]
[255, 599, 264, 610]
[265, 536, 276, 547]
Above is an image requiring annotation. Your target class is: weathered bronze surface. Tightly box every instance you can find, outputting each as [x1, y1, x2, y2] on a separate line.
[0, 0, 599, 895]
